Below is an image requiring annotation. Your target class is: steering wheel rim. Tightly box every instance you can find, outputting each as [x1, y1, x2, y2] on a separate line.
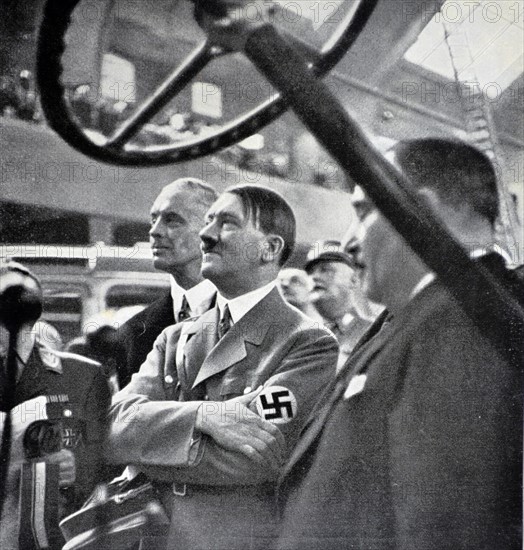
[37, 0, 379, 166]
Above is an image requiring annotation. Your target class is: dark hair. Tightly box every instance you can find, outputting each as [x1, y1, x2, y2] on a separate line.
[392, 138, 499, 225]
[225, 185, 296, 266]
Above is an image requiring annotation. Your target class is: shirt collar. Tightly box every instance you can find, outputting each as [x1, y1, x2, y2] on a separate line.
[470, 245, 511, 265]
[216, 281, 276, 324]
[170, 277, 216, 318]
[184, 279, 216, 315]
[0, 333, 47, 373]
[36, 342, 63, 374]
[170, 277, 185, 318]
[409, 272, 436, 300]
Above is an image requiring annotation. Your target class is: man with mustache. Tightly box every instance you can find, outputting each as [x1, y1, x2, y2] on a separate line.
[116, 177, 217, 388]
[276, 138, 523, 550]
[108, 185, 338, 550]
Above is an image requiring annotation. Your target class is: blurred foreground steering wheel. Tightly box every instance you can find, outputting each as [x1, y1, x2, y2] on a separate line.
[36, 0, 524, 397]
[37, 0, 378, 166]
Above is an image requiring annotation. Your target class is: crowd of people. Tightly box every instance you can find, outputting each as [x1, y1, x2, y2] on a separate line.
[0, 137, 522, 550]
[1, 71, 291, 183]
[0, 70, 41, 123]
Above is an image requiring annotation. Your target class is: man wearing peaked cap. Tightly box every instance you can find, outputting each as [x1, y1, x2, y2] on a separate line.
[306, 250, 378, 370]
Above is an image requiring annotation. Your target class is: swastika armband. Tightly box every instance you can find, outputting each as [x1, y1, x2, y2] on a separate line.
[255, 386, 298, 424]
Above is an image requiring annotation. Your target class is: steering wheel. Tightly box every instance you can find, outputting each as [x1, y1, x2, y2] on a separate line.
[37, 0, 378, 166]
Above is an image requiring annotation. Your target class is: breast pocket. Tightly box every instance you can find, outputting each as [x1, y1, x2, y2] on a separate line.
[219, 376, 259, 400]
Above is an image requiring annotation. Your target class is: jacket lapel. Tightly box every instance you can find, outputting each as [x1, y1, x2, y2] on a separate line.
[180, 308, 220, 390]
[280, 326, 391, 481]
[281, 284, 442, 481]
[145, 291, 175, 330]
[191, 288, 282, 389]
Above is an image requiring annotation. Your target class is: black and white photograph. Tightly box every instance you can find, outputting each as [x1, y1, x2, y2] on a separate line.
[1, 1, 523, 549]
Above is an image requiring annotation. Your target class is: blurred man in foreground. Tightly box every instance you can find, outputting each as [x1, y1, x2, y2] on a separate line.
[277, 138, 523, 550]
[116, 177, 217, 387]
[108, 185, 338, 550]
[0, 262, 110, 550]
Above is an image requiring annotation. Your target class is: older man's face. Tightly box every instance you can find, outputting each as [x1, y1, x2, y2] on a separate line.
[277, 269, 311, 309]
[309, 261, 356, 311]
[149, 187, 207, 275]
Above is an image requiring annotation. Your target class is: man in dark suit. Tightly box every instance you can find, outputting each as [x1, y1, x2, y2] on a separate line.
[116, 178, 217, 387]
[277, 138, 523, 550]
[108, 185, 338, 550]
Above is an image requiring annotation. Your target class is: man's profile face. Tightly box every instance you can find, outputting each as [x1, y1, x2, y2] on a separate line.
[309, 261, 356, 312]
[149, 187, 208, 274]
[199, 193, 269, 289]
[359, 211, 402, 305]
[277, 269, 311, 309]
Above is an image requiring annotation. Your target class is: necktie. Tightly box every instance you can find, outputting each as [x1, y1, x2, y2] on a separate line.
[218, 304, 232, 340]
[177, 296, 191, 322]
[326, 320, 341, 339]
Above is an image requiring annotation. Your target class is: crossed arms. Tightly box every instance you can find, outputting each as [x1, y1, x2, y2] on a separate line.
[107, 323, 338, 485]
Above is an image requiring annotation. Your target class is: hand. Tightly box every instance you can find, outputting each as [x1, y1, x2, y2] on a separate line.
[45, 449, 76, 487]
[195, 389, 286, 473]
[230, 385, 264, 410]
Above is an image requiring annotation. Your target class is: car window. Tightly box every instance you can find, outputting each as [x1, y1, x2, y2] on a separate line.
[105, 284, 167, 309]
[42, 284, 86, 344]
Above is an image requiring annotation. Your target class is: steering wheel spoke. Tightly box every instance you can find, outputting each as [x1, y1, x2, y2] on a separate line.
[107, 40, 215, 150]
[276, 31, 321, 70]
[37, 0, 378, 165]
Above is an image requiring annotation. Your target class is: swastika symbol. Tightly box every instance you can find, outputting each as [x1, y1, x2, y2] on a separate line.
[62, 427, 81, 448]
[259, 390, 294, 420]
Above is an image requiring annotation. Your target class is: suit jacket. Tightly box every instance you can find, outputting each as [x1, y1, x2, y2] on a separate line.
[108, 287, 338, 550]
[278, 255, 523, 550]
[115, 291, 175, 388]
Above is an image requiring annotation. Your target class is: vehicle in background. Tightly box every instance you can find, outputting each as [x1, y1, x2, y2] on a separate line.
[0, 242, 169, 344]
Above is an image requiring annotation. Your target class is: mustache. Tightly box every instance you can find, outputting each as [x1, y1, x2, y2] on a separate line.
[200, 239, 219, 254]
